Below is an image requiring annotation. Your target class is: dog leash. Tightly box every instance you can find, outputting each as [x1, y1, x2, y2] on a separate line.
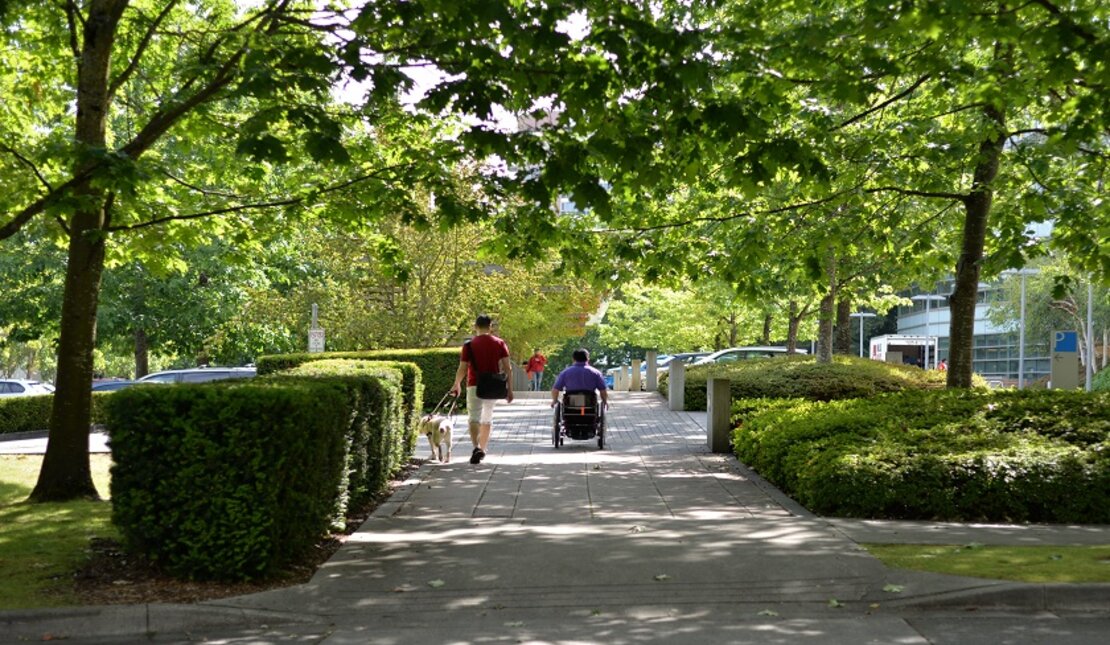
[428, 390, 460, 419]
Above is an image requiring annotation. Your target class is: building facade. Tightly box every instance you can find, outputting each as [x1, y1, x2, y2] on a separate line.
[896, 279, 1051, 384]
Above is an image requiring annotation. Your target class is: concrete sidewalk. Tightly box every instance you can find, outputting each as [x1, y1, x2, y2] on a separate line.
[2, 392, 1107, 643]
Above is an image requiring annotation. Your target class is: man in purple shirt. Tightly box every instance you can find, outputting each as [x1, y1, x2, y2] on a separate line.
[550, 348, 609, 408]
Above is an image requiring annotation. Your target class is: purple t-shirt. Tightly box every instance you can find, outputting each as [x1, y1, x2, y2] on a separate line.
[552, 362, 606, 392]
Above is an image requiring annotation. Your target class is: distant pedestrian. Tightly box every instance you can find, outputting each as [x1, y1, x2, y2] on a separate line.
[938, 358, 948, 371]
[450, 315, 514, 464]
[526, 349, 547, 391]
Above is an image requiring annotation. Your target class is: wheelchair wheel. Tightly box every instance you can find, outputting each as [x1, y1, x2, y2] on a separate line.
[553, 407, 562, 448]
[597, 418, 605, 450]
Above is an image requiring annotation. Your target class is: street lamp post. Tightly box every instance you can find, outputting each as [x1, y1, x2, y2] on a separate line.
[1004, 268, 1038, 389]
[849, 312, 878, 358]
[911, 294, 947, 369]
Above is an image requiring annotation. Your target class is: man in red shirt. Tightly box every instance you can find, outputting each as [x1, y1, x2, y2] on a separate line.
[450, 315, 514, 464]
[526, 349, 547, 391]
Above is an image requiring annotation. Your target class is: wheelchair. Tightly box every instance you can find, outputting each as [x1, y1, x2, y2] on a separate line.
[553, 389, 606, 449]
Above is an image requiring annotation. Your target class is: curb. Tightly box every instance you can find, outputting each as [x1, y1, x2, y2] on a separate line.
[0, 603, 319, 643]
[890, 583, 1110, 613]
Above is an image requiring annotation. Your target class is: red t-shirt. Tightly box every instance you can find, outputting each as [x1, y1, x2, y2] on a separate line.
[527, 355, 547, 373]
[463, 334, 510, 386]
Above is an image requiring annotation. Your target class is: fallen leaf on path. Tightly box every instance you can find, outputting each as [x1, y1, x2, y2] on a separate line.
[882, 584, 904, 593]
[828, 598, 843, 608]
[628, 525, 647, 533]
[504, 621, 525, 627]
[428, 579, 445, 588]
[757, 609, 779, 617]
[653, 574, 670, 581]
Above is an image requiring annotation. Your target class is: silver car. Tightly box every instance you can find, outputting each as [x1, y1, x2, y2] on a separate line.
[136, 367, 256, 384]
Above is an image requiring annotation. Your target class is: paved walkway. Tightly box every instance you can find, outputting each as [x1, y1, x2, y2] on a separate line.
[2, 392, 1108, 643]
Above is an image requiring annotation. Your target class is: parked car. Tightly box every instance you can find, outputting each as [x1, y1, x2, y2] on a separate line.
[662, 351, 712, 368]
[91, 380, 137, 392]
[692, 346, 807, 366]
[136, 367, 256, 384]
[0, 379, 55, 397]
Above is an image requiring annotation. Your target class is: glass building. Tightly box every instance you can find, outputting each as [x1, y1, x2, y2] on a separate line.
[896, 279, 1051, 384]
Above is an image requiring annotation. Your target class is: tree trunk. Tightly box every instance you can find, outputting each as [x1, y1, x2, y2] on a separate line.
[834, 296, 852, 355]
[761, 313, 772, 345]
[786, 300, 800, 353]
[134, 328, 149, 378]
[30, 0, 127, 503]
[947, 105, 1006, 389]
[815, 252, 836, 364]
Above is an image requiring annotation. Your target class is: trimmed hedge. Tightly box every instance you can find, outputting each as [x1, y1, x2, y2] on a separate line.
[732, 389, 1110, 523]
[269, 360, 408, 505]
[107, 380, 350, 580]
[257, 347, 451, 411]
[258, 353, 426, 455]
[0, 393, 111, 435]
[659, 355, 954, 411]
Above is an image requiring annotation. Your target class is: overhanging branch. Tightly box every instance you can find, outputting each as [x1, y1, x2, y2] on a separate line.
[1, 144, 53, 191]
[107, 162, 417, 233]
[833, 74, 931, 131]
[108, 0, 181, 100]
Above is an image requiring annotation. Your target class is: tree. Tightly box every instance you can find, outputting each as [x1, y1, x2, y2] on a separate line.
[989, 258, 1110, 374]
[375, 1, 1110, 387]
[0, 1, 472, 501]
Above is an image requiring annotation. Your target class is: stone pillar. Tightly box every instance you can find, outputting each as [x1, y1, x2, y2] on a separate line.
[668, 358, 686, 411]
[706, 377, 731, 453]
[646, 351, 658, 391]
[619, 365, 630, 392]
[631, 359, 642, 391]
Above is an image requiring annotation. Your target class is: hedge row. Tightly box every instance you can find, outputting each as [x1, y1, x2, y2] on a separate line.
[732, 389, 1110, 523]
[659, 355, 952, 411]
[272, 359, 408, 501]
[257, 347, 453, 411]
[0, 393, 111, 435]
[107, 364, 408, 581]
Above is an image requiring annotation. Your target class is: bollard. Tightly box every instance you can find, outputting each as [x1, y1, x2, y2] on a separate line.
[620, 365, 631, 392]
[706, 377, 731, 453]
[668, 358, 686, 411]
[631, 359, 642, 391]
[646, 351, 658, 391]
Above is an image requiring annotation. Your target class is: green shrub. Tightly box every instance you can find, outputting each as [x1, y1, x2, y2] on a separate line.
[661, 355, 956, 411]
[0, 393, 112, 435]
[107, 381, 350, 581]
[257, 348, 451, 411]
[1093, 367, 1110, 392]
[269, 360, 407, 505]
[732, 389, 1110, 523]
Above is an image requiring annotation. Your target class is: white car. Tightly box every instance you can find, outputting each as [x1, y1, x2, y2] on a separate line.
[692, 346, 808, 366]
[0, 379, 55, 397]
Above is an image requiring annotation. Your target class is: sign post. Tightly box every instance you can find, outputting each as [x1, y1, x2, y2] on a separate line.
[308, 303, 325, 354]
[1050, 330, 1078, 390]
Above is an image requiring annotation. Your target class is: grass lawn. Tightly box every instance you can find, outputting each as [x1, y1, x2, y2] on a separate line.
[0, 454, 116, 609]
[864, 543, 1110, 583]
